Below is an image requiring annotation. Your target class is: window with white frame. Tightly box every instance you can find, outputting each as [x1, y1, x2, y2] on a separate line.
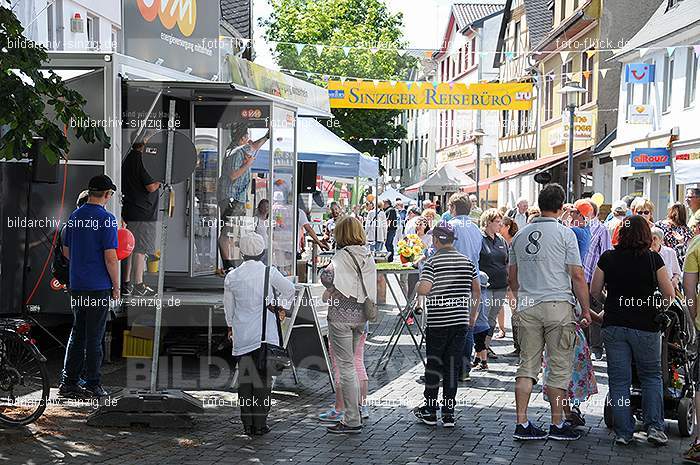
[544, 73, 555, 121]
[642, 59, 654, 104]
[502, 110, 509, 137]
[111, 26, 120, 52]
[471, 38, 476, 65]
[685, 48, 697, 108]
[513, 21, 521, 54]
[560, 60, 573, 113]
[625, 81, 635, 120]
[86, 13, 99, 50]
[663, 53, 674, 112]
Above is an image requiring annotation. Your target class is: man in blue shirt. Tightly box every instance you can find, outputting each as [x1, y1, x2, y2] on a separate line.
[447, 192, 484, 382]
[59, 175, 119, 399]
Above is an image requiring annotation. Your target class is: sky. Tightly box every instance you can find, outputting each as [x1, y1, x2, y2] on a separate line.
[252, 0, 456, 69]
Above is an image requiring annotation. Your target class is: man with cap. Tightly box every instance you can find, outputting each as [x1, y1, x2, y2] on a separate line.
[59, 174, 119, 399]
[217, 122, 270, 270]
[224, 231, 296, 436]
[606, 200, 628, 238]
[413, 221, 481, 429]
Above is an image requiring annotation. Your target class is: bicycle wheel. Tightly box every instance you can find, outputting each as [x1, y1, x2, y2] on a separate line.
[0, 332, 50, 426]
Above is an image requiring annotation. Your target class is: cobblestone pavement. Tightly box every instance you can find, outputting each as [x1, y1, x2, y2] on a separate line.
[0, 282, 695, 465]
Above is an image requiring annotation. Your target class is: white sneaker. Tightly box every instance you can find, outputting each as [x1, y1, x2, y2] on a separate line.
[360, 405, 370, 419]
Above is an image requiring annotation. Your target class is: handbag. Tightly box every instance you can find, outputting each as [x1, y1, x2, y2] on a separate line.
[648, 251, 671, 331]
[345, 250, 378, 323]
[256, 266, 292, 376]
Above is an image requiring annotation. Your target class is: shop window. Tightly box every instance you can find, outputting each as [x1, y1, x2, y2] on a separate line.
[513, 21, 521, 55]
[86, 13, 99, 50]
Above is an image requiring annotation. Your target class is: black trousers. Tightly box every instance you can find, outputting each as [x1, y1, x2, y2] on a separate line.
[235, 349, 272, 429]
[385, 229, 396, 262]
[424, 325, 467, 414]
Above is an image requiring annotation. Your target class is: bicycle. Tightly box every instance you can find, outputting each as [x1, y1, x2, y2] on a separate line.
[0, 318, 50, 426]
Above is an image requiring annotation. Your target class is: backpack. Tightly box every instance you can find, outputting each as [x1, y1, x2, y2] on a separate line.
[51, 224, 69, 286]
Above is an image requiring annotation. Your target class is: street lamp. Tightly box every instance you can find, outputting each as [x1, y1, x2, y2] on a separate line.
[471, 128, 486, 203]
[558, 81, 587, 202]
[483, 152, 493, 207]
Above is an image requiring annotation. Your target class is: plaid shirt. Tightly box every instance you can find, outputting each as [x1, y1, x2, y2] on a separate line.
[217, 144, 253, 203]
[583, 218, 612, 283]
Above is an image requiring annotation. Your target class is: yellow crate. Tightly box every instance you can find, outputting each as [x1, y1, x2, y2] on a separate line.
[122, 330, 153, 358]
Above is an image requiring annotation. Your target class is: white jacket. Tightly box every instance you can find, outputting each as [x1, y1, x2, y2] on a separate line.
[364, 209, 387, 243]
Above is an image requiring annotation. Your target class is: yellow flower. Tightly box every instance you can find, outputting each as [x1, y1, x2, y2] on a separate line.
[408, 234, 419, 241]
[401, 249, 412, 257]
[413, 246, 422, 255]
[397, 240, 407, 248]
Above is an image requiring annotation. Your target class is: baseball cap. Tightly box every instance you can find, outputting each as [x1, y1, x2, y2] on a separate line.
[88, 174, 117, 192]
[573, 199, 594, 218]
[239, 232, 265, 257]
[432, 220, 456, 242]
[612, 200, 628, 214]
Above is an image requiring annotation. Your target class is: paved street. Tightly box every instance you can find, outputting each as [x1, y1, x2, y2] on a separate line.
[0, 292, 694, 465]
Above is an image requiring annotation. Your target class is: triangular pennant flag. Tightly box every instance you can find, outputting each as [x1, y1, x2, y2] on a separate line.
[433, 80, 439, 88]
[306, 72, 313, 79]
[397, 49, 407, 57]
[389, 80, 397, 87]
[295, 43, 305, 55]
[667, 46, 676, 56]
[372, 79, 379, 87]
[288, 69, 297, 76]
[639, 48, 649, 57]
[406, 82, 413, 90]
[340, 76, 347, 84]
[342, 46, 351, 57]
[694, 45, 700, 56]
[449, 82, 455, 90]
[315, 44, 325, 56]
[599, 68, 609, 79]
[372, 139, 378, 145]
[322, 74, 330, 81]
[586, 49, 597, 59]
[560, 51, 570, 62]
[582, 70, 592, 79]
[370, 47, 379, 54]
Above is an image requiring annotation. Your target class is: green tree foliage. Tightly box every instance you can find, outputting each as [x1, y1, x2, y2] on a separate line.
[0, 5, 110, 163]
[262, 0, 415, 162]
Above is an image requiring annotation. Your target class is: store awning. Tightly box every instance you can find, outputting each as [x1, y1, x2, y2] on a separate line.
[473, 148, 589, 191]
[253, 118, 379, 178]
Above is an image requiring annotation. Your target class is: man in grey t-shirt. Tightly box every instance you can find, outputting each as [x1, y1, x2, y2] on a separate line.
[508, 183, 591, 442]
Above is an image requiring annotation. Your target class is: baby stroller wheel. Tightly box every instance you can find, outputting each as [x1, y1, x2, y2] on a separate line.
[678, 397, 695, 437]
[603, 394, 613, 429]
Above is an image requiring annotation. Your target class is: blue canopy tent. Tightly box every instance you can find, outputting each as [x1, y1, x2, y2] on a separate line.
[251, 118, 379, 179]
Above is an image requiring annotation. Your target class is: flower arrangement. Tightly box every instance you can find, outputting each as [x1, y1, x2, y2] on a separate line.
[397, 234, 426, 264]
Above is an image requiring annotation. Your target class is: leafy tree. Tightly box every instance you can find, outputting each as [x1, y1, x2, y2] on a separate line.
[262, 0, 414, 162]
[0, 5, 110, 163]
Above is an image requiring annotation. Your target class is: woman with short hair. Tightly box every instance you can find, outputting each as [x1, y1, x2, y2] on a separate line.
[321, 217, 376, 434]
[478, 209, 509, 348]
[590, 215, 675, 446]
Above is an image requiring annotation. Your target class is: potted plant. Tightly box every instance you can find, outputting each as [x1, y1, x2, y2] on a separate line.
[397, 234, 426, 265]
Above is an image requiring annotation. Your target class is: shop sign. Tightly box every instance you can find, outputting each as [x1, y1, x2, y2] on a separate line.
[625, 63, 656, 84]
[674, 151, 700, 184]
[627, 104, 652, 124]
[630, 148, 670, 170]
[229, 56, 331, 114]
[327, 81, 533, 110]
[123, 0, 220, 79]
[561, 111, 593, 140]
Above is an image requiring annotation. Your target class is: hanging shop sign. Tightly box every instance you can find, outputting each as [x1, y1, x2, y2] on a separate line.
[123, 0, 220, 79]
[229, 56, 331, 114]
[561, 111, 593, 140]
[674, 151, 700, 184]
[327, 81, 533, 110]
[630, 148, 671, 170]
[627, 104, 653, 124]
[625, 63, 656, 84]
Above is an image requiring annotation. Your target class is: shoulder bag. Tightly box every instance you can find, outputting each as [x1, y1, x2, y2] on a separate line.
[256, 266, 292, 376]
[345, 250, 378, 323]
[649, 251, 671, 331]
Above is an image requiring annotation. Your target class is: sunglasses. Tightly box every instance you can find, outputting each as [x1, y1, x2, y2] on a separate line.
[636, 210, 651, 215]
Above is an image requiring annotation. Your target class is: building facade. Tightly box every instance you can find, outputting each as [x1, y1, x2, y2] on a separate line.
[611, 0, 700, 213]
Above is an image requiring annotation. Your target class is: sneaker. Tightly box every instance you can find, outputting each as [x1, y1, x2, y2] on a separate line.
[615, 436, 633, 446]
[567, 407, 586, 427]
[133, 283, 157, 297]
[647, 427, 668, 446]
[683, 442, 700, 461]
[121, 282, 133, 296]
[442, 413, 455, 428]
[475, 361, 489, 371]
[472, 357, 481, 368]
[327, 423, 362, 435]
[360, 405, 370, 420]
[487, 347, 499, 360]
[548, 423, 581, 441]
[413, 405, 437, 426]
[58, 384, 91, 399]
[416, 375, 426, 384]
[84, 385, 109, 398]
[459, 372, 471, 382]
[513, 422, 548, 441]
[319, 409, 344, 423]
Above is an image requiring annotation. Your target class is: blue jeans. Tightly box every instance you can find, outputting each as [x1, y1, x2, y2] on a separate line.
[61, 289, 110, 388]
[370, 241, 385, 253]
[602, 326, 664, 439]
[385, 230, 396, 262]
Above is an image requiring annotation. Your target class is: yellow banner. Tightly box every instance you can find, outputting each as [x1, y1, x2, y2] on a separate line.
[327, 81, 533, 110]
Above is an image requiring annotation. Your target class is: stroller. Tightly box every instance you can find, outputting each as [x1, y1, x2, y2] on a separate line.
[603, 294, 697, 437]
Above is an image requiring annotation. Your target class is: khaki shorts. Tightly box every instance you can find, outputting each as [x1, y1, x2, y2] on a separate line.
[516, 301, 576, 390]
